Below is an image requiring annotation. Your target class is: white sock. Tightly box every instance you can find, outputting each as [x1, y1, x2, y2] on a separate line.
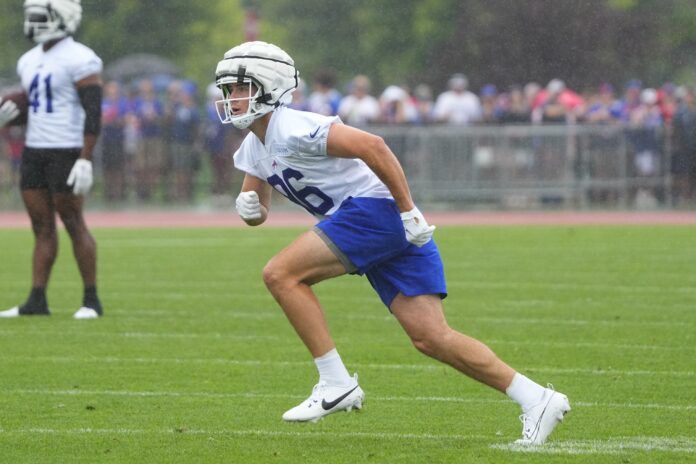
[314, 348, 352, 387]
[506, 373, 546, 411]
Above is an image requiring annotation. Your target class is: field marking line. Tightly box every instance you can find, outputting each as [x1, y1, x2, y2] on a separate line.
[5, 274, 696, 300]
[0, 306, 691, 329]
[0, 327, 688, 352]
[2, 354, 693, 379]
[0, 426, 492, 442]
[448, 280, 696, 296]
[485, 339, 690, 352]
[491, 436, 696, 455]
[0, 425, 694, 455]
[6, 388, 695, 412]
[123, 309, 696, 329]
[0, 329, 280, 340]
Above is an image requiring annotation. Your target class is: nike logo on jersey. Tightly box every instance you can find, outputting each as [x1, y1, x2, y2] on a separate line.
[321, 385, 359, 410]
[309, 127, 320, 138]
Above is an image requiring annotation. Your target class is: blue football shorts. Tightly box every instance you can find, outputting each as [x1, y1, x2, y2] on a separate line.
[314, 197, 447, 309]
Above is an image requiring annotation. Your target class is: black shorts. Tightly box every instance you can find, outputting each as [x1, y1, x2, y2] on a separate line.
[20, 147, 81, 193]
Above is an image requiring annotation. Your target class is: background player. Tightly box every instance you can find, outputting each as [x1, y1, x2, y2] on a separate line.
[0, 0, 104, 319]
[215, 41, 570, 445]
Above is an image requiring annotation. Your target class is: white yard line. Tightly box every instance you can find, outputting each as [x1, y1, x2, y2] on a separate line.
[485, 339, 690, 352]
[448, 280, 696, 295]
[2, 354, 693, 379]
[0, 426, 489, 442]
[0, 425, 693, 455]
[6, 388, 695, 412]
[491, 437, 696, 455]
[0, 330, 280, 340]
[130, 309, 695, 329]
[0, 327, 689, 352]
[4, 275, 693, 295]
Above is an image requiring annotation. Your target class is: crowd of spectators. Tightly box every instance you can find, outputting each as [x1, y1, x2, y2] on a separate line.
[293, 71, 696, 204]
[1, 70, 696, 206]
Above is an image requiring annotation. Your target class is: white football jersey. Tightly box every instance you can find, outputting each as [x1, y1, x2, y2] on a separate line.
[233, 106, 392, 218]
[17, 37, 103, 148]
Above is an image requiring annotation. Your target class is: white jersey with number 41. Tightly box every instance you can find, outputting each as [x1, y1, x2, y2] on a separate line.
[17, 36, 102, 149]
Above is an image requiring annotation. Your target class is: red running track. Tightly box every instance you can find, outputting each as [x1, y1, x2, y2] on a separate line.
[1, 210, 696, 229]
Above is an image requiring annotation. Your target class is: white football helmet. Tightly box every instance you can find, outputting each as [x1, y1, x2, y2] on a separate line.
[24, 0, 82, 44]
[214, 41, 299, 129]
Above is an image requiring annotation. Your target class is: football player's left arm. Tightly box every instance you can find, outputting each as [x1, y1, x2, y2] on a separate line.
[76, 73, 103, 162]
[67, 73, 102, 195]
[326, 123, 435, 246]
[327, 123, 414, 212]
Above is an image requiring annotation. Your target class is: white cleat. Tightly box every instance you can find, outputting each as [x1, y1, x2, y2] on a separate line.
[282, 374, 364, 423]
[0, 306, 50, 317]
[0, 306, 20, 318]
[73, 307, 100, 319]
[515, 386, 571, 445]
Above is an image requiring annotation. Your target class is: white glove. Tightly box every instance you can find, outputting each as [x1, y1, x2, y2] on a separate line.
[400, 206, 435, 247]
[0, 100, 19, 127]
[66, 159, 93, 195]
[235, 191, 262, 220]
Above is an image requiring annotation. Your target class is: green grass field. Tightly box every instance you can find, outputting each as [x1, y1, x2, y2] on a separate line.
[0, 226, 694, 463]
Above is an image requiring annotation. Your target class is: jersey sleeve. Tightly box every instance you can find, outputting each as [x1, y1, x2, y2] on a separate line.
[16, 50, 32, 80]
[287, 112, 341, 159]
[70, 48, 103, 82]
[233, 134, 264, 179]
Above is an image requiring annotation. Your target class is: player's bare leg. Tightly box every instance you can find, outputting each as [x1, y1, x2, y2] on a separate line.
[263, 230, 363, 421]
[391, 292, 570, 444]
[7, 189, 57, 315]
[262, 230, 346, 357]
[23, 189, 59, 289]
[54, 193, 96, 285]
[391, 293, 515, 391]
[2, 189, 56, 316]
[54, 192, 102, 317]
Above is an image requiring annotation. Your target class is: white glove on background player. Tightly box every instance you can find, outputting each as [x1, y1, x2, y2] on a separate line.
[236, 191, 262, 220]
[67, 159, 93, 195]
[0, 100, 19, 128]
[401, 206, 436, 247]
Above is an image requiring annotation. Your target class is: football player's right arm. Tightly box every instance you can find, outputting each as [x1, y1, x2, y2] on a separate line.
[236, 174, 272, 226]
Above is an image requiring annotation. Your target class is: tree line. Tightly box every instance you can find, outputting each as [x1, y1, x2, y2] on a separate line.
[1, 0, 695, 94]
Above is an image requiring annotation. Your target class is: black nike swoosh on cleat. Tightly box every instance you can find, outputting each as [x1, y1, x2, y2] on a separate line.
[321, 386, 359, 411]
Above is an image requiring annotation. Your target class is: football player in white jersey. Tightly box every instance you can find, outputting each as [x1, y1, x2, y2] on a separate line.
[216, 41, 570, 444]
[0, 0, 104, 320]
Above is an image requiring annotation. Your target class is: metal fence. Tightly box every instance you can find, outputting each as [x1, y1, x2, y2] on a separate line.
[0, 124, 675, 210]
[373, 124, 671, 209]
